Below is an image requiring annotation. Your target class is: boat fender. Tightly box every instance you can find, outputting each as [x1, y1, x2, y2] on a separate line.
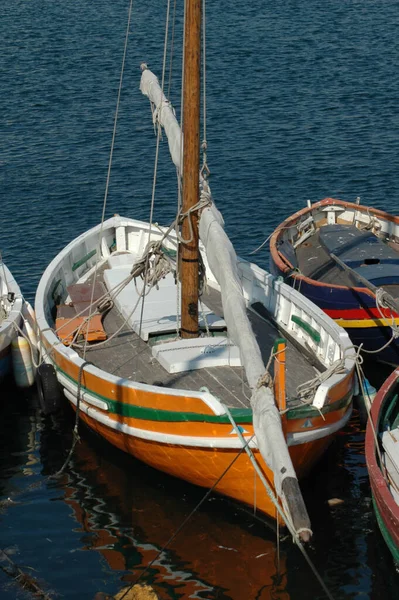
[11, 310, 39, 388]
[36, 363, 62, 415]
[354, 375, 377, 428]
[11, 336, 35, 389]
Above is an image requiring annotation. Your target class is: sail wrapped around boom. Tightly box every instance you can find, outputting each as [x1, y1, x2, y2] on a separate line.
[140, 65, 183, 173]
[199, 202, 298, 493]
[140, 65, 306, 518]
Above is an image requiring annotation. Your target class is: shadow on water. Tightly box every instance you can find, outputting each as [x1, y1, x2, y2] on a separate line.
[0, 387, 288, 599]
[1, 376, 399, 599]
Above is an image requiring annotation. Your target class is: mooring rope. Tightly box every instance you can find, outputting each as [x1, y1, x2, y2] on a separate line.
[222, 406, 336, 600]
[83, 0, 135, 361]
[118, 436, 255, 599]
[296, 357, 347, 405]
[49, 360, 93, 479]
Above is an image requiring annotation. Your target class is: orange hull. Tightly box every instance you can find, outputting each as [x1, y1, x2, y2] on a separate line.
[52, 335, 353, 524]
[80, 408, 335, 520]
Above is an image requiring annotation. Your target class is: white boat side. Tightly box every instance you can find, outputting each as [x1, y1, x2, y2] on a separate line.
[0, 263, 23, 355]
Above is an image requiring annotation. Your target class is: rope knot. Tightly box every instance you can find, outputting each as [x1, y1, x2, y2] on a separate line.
[257, 370, 273, 389]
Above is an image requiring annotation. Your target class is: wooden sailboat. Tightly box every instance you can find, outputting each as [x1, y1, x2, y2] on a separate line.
[365, 366, 399, 564]
[34, 0, 356, 539]
[270, 197, 399, 366]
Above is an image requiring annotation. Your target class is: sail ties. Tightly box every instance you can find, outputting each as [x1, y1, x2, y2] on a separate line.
[256, 346, 276, 390]
[130, 239, 175, 291]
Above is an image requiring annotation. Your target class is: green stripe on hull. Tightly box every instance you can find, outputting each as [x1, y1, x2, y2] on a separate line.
[72, 249, 96, 272]
[286, 392, 352, 419]
[57, 365, 253, 423]
[56, 364, 348, 423]
[372, 496, 399, 564]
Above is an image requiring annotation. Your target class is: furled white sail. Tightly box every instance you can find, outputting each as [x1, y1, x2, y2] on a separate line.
[199, 202, 298, 490]
[140, 65, 306, 526]
[140, 65, 183, 173]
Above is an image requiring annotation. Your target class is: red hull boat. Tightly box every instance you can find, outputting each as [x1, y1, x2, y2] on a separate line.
[365, 367, 399, 563]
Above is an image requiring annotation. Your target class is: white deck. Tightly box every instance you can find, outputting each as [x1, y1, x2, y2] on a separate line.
[152, 337, 242, 374]
[104, 256, 225, 342]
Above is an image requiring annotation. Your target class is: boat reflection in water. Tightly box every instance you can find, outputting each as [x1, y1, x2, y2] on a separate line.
[55, 421, 290, 600]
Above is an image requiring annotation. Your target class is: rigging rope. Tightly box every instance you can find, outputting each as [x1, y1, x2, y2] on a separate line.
[49, 361, 93, 479]
[200, 0, 210, 181]
[223, 406, 335, 600]
[82, 0, 135, 360]
[296, 358, 347, 405]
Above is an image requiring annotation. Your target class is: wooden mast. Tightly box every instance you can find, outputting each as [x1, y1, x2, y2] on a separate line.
[181, 0, 201, 339]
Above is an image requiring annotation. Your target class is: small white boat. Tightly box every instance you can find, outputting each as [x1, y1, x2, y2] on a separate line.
[0, 261, 24, 383]
[0, 260, 37, 388]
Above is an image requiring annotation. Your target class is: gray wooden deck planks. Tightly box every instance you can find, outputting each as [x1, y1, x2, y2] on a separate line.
[75, 271, 319, 411]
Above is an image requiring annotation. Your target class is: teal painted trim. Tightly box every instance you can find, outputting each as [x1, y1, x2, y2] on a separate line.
[110, 400, 253, 423]
[286, 390, 352, 419]
[56, 365, 253, 424]
[273, 338, 286, 353]
[162, 245, 177, 259]
[372, 496, 399, 564]
[51, 279, 62, 302]
[72, 249, 96, 272]
[291, 315, 321, 343]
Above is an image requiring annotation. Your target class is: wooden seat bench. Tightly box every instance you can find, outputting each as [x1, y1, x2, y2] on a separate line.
[56, 282, 108, 345]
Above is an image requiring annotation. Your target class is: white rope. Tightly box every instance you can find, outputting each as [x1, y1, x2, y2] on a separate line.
[83, 0, 135, 360]
[296, 357, 347, 404]
[130, 240, 175, 289]
[294, 343, 362, 410]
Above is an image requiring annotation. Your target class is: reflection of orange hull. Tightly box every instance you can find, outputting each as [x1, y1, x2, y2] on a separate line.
[64, 438, 291, 600]
[75, 389, 351, 525]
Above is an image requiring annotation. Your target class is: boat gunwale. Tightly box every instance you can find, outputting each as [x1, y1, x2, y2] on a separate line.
[0, 262, 23, 348]
[55, 358, 353, 422]
[365, 367, 399, 548]
[270, 197, 399, 295]
[35, 214, 356, 415]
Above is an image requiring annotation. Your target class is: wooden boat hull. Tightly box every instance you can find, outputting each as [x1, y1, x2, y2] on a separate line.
[270, 198, 399, 365]
[57, 345, 352, 522]
[35, 215, 355, 524]
[365, 368, 399, 564]
[270, 276, 399, 365]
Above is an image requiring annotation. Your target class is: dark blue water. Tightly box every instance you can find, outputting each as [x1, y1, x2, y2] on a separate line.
[1, 0, 399, 598]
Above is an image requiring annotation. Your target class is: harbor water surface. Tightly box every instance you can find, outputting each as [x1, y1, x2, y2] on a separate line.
[1, 0, 399, 598]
